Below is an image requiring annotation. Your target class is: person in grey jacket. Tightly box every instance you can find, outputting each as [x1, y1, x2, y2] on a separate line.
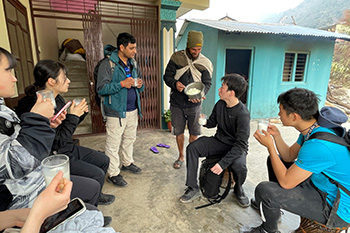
[97, 32, 144, 187]
[0, 48, 104, 219]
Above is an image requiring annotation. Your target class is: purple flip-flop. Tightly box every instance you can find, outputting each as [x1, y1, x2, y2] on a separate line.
[150, 146, 159, 154]
[157, 143, 170, 149]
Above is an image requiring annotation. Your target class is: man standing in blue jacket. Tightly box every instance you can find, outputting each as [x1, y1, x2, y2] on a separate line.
[97, 32, 144, 187]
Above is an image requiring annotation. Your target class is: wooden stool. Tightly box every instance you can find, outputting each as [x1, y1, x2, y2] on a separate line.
[220, 168, 235, 189]
[294, 217, 349, 233]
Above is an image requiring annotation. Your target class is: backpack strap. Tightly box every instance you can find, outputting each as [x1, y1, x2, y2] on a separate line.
[195, 169, 232, 210]
[308, 132, 350, 147]
[307, 132, 350, 196]
[307, 131, 350, 225]
[322, 172, 350, 197]
[108, 58, 115, 71]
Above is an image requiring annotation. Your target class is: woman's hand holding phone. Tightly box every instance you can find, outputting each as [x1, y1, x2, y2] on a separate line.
[70, 98, 89, 117]
[50, 111, 67, 128]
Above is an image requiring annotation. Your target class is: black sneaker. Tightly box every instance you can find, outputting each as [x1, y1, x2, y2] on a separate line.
[121, 163, 142, 174]
[240, 225, 280, 233]
[98, 193, 115, 205]
[234, 187, 250, 208]
[179, 187, 201, 203]
[103, 216, 112, 227]
[251, 198, 258, 210]
[107, 174, 128, 187]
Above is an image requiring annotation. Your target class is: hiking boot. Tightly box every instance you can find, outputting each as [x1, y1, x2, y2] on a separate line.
[179, 187, 201, 203]
[121, 163, 142, 174]
[234, 186, 250, 208]
[108, 174, 128, 187]
[240, 225, 281, 233]
[98, 193, 115, 205]
[103, 216, 112, 227]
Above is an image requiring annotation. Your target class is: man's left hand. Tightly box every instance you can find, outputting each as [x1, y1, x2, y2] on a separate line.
[210, 163, 223, 175]
[189, 96, 206, 103]
[253, 129, 274, 148]
[136, 79, 143, 88]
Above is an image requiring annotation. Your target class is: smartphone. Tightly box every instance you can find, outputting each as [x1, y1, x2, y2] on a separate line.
[51, 101, 72, 122]
[39, 198, 86, 233]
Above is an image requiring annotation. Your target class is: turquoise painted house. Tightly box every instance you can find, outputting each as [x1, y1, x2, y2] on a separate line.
[176, 19, 350, 119]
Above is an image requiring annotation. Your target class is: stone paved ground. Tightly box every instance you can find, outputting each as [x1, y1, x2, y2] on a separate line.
[77, 120, 303, 233]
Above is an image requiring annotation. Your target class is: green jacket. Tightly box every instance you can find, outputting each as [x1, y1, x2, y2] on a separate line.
[96, 45, 144, 118]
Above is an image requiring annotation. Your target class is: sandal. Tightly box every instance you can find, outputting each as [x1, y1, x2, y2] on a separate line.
[173, 159, 183, 169]
[150, 147, 159, 154]
[157, 143, 170, 148]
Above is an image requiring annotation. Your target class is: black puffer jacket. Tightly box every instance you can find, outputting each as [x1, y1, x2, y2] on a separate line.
[16, 94, 87, 158]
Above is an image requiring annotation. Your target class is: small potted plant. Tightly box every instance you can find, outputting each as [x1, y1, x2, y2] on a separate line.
[163, 109, 172, 132]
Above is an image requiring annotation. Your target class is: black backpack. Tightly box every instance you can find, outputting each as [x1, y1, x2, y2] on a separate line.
[93, 57, 115, 108]
[93, 45, 117, 118]
[196, 156, 232, 209]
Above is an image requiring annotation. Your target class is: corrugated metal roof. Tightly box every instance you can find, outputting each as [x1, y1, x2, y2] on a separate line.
[183, 19, 350, 41]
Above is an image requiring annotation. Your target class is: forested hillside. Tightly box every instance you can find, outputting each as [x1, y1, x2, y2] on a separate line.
[263, 0, 350, 29]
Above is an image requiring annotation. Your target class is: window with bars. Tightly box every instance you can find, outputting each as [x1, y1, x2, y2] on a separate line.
[282, 52, 308, 82]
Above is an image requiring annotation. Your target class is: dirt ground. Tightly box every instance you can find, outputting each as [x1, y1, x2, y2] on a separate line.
[327, 84, 350, 118]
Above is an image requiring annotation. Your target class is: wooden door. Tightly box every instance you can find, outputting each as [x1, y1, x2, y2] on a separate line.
[3, 0, 35, 95]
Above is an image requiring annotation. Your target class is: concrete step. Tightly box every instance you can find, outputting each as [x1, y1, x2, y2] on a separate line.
[62, 88, 90, 97]
[67, 68, 87, 75]
[61, 61, 87, 69]
[79, 113, 91, 126]
[68, 81, 89, 88]
[74, 124, 92, 135]
[68, 75, 89, 82]
[60, 61, 92, 135]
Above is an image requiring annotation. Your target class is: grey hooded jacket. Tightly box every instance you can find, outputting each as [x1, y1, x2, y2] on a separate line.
[0, 98, 55, 209]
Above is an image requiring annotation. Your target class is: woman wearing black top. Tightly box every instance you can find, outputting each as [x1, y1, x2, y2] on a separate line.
[16, 60, 115, 206]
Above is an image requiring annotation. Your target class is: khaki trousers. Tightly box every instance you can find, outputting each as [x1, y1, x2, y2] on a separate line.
[105, 109, 138, 177]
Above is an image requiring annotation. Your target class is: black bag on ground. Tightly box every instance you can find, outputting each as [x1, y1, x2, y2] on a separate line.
[196, 156, 232, 209]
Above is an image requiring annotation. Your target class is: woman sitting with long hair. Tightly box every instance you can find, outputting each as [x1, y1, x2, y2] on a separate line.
[16, 60, 115, 206]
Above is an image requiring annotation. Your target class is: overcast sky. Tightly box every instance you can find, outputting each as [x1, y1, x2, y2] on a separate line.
[176, 0, 304, 31]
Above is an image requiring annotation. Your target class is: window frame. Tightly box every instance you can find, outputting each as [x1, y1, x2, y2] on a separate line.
[282, 51, 309, 83]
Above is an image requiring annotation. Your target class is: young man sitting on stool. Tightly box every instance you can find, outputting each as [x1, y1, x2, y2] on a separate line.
[179, 74, 251, 207]
[242, 88, 350, 233]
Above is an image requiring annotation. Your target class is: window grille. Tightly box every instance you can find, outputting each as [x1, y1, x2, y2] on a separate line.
[282, 52, 308, 82]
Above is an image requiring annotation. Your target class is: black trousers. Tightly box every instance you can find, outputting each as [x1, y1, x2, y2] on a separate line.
[256, 156, 349, 232]
[186, 136, 247, 190]
[70, 175, 100, 206]
[69, 145, 110, 189]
